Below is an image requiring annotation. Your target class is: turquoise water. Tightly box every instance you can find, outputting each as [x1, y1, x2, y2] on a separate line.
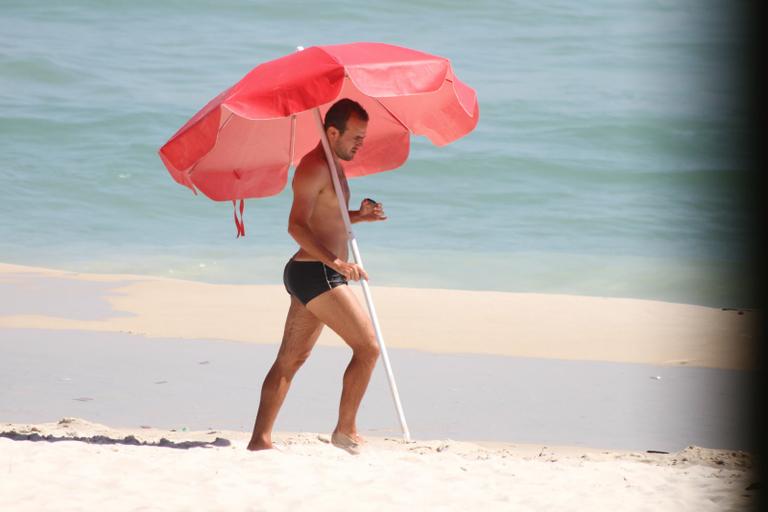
[0, 1, 753, 307]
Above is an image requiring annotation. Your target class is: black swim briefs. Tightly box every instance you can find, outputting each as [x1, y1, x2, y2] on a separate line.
[283, 259, 348, 305]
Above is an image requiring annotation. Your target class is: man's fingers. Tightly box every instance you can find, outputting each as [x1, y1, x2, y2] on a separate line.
[347, 264, 367, 281]
[338, 263, 368, 281]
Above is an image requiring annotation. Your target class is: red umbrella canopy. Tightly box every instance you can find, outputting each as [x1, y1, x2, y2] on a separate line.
[158, 42, 479, 202]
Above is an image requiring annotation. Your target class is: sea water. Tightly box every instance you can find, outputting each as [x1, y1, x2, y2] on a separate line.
[0, 0, 754, 307]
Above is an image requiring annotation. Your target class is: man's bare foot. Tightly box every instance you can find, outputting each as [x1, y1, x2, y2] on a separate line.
[332, 426, 366, 444]
[246, 438, 273, 451]
[350, 433, 366, 444]
[331, 431, 361, 455]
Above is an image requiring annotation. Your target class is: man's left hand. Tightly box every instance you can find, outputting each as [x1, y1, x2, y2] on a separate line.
[358, 198, 387, 222]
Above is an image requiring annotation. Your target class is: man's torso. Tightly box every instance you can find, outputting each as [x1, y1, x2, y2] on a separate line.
[293, 147, 350, 262]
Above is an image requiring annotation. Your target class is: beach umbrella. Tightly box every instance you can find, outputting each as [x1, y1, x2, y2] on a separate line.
[158, 42, 479, 441]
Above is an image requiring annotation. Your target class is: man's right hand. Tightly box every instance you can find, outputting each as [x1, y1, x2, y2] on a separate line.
[332, 259, 368, 281]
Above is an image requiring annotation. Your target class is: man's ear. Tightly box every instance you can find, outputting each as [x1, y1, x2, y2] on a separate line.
[326, 126, 340, 141]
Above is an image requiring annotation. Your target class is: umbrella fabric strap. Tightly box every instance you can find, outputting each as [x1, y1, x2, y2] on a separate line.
[232, 199, 245, 238]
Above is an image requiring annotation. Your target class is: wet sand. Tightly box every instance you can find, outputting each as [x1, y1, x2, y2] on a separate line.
[0, 327, 755, 452]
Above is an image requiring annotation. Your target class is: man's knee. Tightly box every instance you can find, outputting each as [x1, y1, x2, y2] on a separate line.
[355, 335, 379, 363]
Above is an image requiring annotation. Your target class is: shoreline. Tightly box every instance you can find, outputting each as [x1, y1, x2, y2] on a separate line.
[0, 256, 755, 311]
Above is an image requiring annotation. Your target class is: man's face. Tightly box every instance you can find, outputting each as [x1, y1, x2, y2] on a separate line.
[331, 115, 367, 161]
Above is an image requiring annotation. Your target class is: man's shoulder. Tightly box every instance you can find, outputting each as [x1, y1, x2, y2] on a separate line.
[295, 151, 329, 180]
[293, 153, 331, 193]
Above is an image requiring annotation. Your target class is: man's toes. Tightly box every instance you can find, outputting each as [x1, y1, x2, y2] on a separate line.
[331, 432, 361, 455]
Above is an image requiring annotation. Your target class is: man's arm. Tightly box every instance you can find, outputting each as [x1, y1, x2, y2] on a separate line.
[349, 199, 387, 223]
[287, 163, 339, 266]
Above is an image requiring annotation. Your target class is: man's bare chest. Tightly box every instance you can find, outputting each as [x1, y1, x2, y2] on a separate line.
[319, 173, 350, 206]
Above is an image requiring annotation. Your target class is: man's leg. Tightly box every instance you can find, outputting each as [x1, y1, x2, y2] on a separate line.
[247, 295, 323, 451]
[305, 285, 379, 441]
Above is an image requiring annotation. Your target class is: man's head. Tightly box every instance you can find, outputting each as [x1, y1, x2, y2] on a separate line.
[324, 99, 368, 161]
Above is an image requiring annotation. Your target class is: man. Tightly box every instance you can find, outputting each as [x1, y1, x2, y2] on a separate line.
[247, 99, 385, 454]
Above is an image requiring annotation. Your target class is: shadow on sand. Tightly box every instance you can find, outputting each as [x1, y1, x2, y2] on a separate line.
[0, 431, 231, 449]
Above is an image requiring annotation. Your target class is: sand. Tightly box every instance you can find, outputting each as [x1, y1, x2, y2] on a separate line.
[0, 327, 754, 451]
[0, 262, 760, 510]
[0, 262, 757, 369]
[0, 418, 756, 512]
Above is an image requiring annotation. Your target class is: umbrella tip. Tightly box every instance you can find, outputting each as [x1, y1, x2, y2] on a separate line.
[296, 45, 305, 52]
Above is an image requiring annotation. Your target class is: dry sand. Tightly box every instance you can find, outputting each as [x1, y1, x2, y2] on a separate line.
[0, 418, 756, 512]
[0, 262, 757, 369]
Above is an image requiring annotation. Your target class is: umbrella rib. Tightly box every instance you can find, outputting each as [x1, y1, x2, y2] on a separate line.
[188, 110, 235, 178]
[371, 97, 409, 133]
[289, 114, 296, 168]
[219, 110, 236, 134]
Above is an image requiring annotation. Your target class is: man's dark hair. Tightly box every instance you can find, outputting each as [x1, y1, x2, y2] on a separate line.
[324, 99, 369, 134]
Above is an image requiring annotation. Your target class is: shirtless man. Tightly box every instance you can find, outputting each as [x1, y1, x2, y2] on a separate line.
[247, 99, 385, 454]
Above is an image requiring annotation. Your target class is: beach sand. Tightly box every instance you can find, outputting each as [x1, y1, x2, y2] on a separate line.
[0, 418, 756, 512]
[0, 262, 760, 510]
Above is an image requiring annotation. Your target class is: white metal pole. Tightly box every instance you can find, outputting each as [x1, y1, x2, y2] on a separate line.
[313, 108, 411, 442]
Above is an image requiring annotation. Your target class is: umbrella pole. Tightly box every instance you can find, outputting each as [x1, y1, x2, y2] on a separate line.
[313, 109, 412, 443]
